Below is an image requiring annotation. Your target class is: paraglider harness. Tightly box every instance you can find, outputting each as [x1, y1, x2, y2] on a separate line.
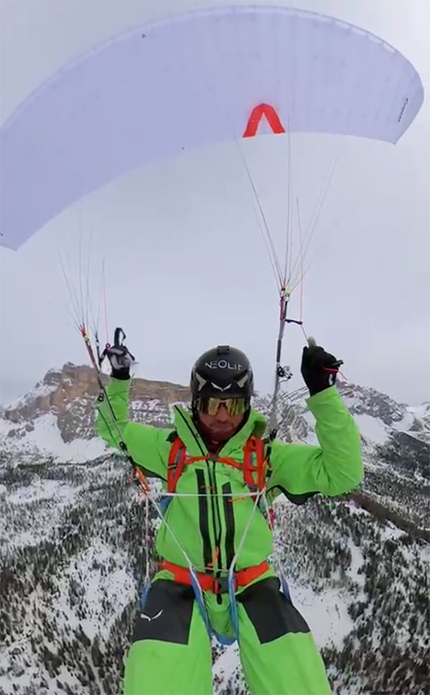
[161, 432, 275, 584]
[167, 433, 271, 504]
[145, 431, 290, 645]
[163, 430, 275, 521]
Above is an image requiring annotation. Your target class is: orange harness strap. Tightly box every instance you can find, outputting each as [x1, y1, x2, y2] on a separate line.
[160, 559, 270, 593]
[167, 435, 268, 497]
[243, 436, 267, 492]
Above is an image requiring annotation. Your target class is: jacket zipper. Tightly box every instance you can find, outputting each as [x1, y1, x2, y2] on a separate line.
[196, 469, 212, 570]
[222, 482, 235, 569]
[207, 458, 225, 603]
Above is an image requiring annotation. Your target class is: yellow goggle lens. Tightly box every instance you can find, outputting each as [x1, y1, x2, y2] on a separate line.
[196, 397, 248, 416]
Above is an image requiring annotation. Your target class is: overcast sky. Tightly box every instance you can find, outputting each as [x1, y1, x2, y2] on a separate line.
[0, 0, 429, 407]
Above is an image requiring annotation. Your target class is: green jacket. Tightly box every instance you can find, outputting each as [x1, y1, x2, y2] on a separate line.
[96, 379, 363, 574]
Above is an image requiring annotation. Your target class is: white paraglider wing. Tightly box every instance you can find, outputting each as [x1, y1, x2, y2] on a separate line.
[0, 5, 424, 250]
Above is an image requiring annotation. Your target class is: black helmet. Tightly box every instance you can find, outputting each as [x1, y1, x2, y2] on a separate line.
[190, 345, 254, 404]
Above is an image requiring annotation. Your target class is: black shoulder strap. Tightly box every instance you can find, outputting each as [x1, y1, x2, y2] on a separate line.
[166, 429, 178, 444]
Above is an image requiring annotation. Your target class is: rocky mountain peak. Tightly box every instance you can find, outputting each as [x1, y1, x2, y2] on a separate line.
[1, 364, 429, 483]
[3, 363, 191, 444]
[336, 381, 407, 426]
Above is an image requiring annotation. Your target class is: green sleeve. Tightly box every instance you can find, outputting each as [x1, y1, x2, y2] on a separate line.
[268, 386, 363, 498]
[95, 377, 169, 480]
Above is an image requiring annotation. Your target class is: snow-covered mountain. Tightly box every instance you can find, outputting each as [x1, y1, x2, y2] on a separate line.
[1, 364, 429, 695]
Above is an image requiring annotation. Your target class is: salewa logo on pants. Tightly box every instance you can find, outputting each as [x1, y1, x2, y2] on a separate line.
[140, 609, 164, 621]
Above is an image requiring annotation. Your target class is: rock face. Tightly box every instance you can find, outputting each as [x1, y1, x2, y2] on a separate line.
[336, 382, 407, 426]
[3, 363, 430, 462]
[3, 363, 191, 443]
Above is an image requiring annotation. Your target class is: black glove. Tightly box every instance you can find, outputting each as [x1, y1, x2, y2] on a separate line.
[301, 341, 343, 396]
[105, 344, 135, 379]
[103, 328, 135, 381]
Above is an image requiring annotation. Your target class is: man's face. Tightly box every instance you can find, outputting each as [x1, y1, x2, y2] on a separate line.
[197, 401, 245, 443]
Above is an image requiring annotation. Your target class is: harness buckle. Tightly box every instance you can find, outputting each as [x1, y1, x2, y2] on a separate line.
[211, 576, 232, 594]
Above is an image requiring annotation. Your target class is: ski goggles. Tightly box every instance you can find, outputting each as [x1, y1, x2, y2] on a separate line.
[195, 396, 249, 416]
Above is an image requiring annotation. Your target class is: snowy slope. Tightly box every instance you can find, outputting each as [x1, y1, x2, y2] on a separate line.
[5, 455, 428, 695]
[0, 412, 108, 464]
[283, 380, 430, 449]
[1, 365, 429, 695]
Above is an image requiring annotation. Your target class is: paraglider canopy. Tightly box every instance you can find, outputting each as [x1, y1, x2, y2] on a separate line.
[0, 4, 424, 250]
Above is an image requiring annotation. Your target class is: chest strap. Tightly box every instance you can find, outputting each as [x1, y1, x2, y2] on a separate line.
[160, 559, 270, 594]
[167, 435, 269, 498]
